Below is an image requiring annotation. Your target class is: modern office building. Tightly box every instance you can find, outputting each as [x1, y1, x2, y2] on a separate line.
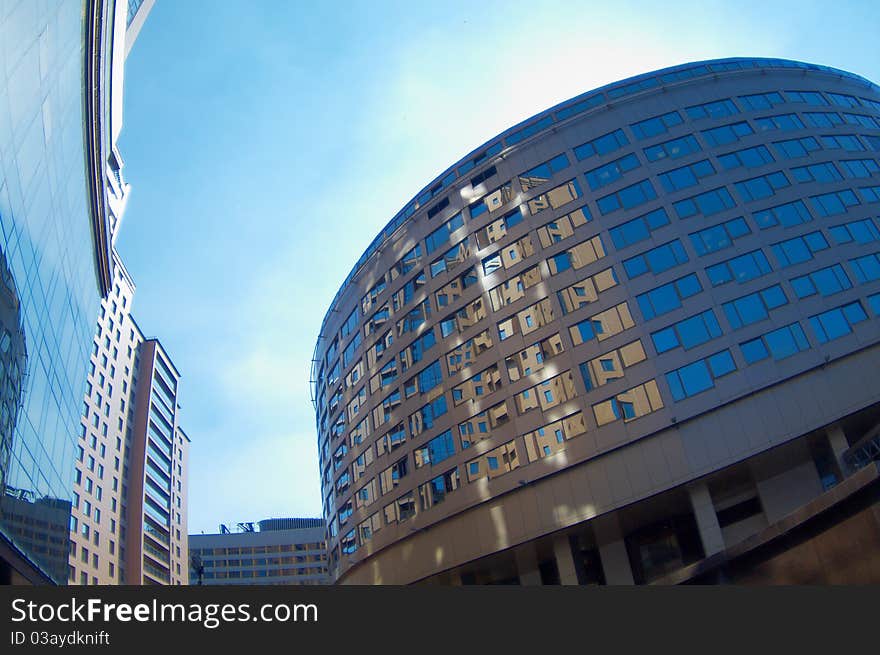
[65, 0, 189, 587]
[68, 251, 190, 586]
[123, 340, 188, 585]
[189, 518, 329, 585]
[312, 58, 880, 585]
[0, 0, 154, 583]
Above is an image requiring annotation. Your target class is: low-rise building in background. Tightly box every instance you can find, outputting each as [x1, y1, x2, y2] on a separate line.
[189, 518, 328, 585]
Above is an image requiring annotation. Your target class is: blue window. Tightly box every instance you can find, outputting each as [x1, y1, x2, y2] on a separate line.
[417, 361, 443, 394]
[630, 111, 683, 140]
[409, 395, 448, 433]
[755, 113, 805, 132]
[518, 153, 570, 187]
[810, 189, 861, 217]
[597, 179, 657, 215]
[506, 116, 554, 146]
[556, 94, 605, 121]
[504, 208, 525, 230]
[637, 273, 702, 320]
[843, 113, 880, 129]
[608, 75, 660, 99]
[643, 134, 701, 162]
[827, 92, 862, 108]
[786, 90, 828, 106]
[572, 317, 597, 343]
[740, 338, 769, 364]
[574, 128, 630, 161]
[424, 430, 456, 467]
[674, 187, 736, 219]
[665, 350, 737, 401]
[868, 292, 880, 315]
[865, 135, 880, 151]
[723, 284, 788, 330]
[651, 309, 722, 354]
[608, 207, 670, 250]
[342, 332, 362, 368]
[426, 213, 465, 254]
[809, 302, 869, 343]
[548, 251, 571, 274]
[689, 217, 751, 256]
[341, 307, 359, 339]
[821, 134, 865, 152]
[718, 144, 775, 171]
[829, 218, 880, 245]
[431, 238, 469, 277]
[701, 121, 753, 147]
[585, 153, 641, 191]
[802, 111, 843, 128]
[791, 162, 843, 184]
[402, 330, 436, 370]
[773, 136, 822, 159]
[840, 158, 880, 178]
[458, 142, 503, 175]
[740, 323, 811, 364]
[705, 250, 772, 286]
[859, 185, 880, 203]
[658, 159, 716, 193]
[686, 98, 739, 120]
[752, 199, 813, 230]
[734, 171, 790, 202]
[790, 264, 852, 299]
[849, 253, 880, 283]
[623, 240, 688, 279]
[738, 92, 785, 111]
[771, 231, 829, 268]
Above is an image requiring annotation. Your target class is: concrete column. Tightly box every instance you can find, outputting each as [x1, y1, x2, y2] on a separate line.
[514, 543, 542, 585]
[755, 461, 823, 523]
[688, 482, 725, 557]
[826, 424, 850, 478]
[593, 515, 634, 585]
[552, 535, 579, 585]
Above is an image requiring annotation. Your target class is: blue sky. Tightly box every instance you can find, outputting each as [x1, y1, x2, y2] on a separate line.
[116, 0, 880, 534]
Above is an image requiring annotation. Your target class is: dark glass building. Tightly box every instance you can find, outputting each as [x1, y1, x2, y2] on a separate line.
[313, 58, 880, 584]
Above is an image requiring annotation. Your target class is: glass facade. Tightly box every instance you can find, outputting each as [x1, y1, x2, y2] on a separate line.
[312, 58, 880, 584]
[0, 0, 107, 583]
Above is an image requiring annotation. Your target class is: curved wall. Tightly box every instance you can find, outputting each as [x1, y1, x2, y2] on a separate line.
[0, 0, 106, 583]
[313, 58, 880, 584]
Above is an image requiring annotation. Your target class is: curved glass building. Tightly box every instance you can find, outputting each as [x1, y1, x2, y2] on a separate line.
[313, 58, 880, 585]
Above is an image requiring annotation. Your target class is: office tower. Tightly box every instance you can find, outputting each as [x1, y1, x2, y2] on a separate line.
[312, 58, 880, 584]
[0, 0, 152, 584]
[189, 518, 329, 585]
[68, 252, 190, 586]
[124, 339, 188, 585]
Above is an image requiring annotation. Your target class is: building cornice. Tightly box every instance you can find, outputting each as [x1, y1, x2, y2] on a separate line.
[83, 0, 114, 298]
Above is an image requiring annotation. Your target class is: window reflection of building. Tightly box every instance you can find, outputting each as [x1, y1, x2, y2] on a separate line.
[0, 248, 26, 501]
[1, 491, 71, 583]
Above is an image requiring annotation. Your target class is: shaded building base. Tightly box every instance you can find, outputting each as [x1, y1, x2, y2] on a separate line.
[664, 462, 880, 585]
[417, 402, 880, 586]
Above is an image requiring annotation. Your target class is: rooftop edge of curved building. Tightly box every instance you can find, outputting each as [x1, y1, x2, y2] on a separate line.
[311, 56, 879, 382]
